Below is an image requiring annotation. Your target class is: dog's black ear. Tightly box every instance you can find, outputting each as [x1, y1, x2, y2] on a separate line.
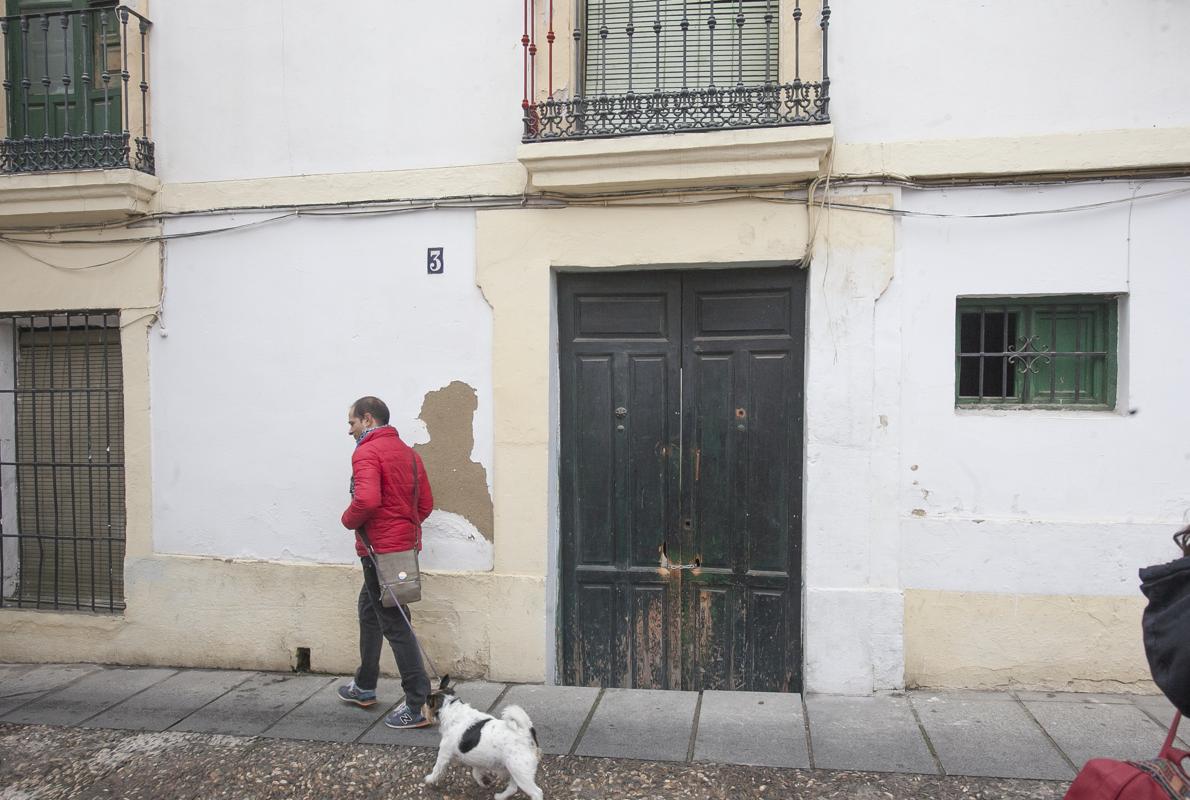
[439, 674, 452, 692]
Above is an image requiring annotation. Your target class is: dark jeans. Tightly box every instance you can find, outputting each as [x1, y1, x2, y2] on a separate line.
[355, 557, 429, 710]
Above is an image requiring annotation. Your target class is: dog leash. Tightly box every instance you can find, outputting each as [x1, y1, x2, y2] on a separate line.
[359, 532, 443, 682]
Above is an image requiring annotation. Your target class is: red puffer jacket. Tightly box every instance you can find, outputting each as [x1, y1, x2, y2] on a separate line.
[341, 426, 433, 556]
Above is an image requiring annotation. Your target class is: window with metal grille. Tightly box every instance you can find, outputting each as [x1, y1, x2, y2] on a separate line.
[0, 311, 126, 612]
[583, 0, 779, 96]
[955, 296, 1118, 408]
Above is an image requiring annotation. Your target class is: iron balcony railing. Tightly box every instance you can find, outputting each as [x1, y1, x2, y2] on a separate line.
[522, 0, 830, 142]
[0, 5, 152, 175]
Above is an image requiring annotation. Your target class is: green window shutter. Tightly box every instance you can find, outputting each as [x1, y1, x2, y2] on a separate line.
[1026, 302, 1114, 405]
[584, 0, 779, 96]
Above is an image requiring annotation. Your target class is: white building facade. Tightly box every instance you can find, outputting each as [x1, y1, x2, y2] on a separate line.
[1, 0, 1188, 694]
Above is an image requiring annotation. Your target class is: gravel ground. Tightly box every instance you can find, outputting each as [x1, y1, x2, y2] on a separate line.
[0, 723, 1069, 800]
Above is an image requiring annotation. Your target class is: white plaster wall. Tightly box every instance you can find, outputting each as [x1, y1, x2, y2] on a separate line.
[830, 0, 1190, 143]
[150, 209, 494, 570]
[802, 189, 905, 694]
[150, 0, 523, 184]
[803, 181, 1190, 692]
[0, 321, 17, 597]
[896, 181, 1190, 597]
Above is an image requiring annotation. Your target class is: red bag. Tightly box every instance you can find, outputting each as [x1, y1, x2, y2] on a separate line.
[1065, 713, 1190, 799]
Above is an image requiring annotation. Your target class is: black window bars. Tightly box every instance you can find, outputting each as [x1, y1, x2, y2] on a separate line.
[0, 311, 127, 613]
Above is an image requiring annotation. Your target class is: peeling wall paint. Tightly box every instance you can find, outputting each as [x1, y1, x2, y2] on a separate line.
[414, 381, 494, 541]
[420, 511, 493, 572]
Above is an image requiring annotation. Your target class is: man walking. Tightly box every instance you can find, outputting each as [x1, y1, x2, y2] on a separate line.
[337, 396, 435, 729]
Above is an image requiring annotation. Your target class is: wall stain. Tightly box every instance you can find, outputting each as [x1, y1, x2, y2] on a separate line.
[413, 381, 494, 541]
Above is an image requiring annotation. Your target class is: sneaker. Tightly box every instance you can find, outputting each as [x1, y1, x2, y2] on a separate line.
[337, 680, 378, 708]
[384, 702, 431, 729]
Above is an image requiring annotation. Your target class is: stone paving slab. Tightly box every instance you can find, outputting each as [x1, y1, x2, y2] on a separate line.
[170, 672, 332, 736]
[263, 676, 405, 742]
[1025, 699, 1173, 767]
[912, 689, 1015, 703]
[84, 669, 258, 732]
[493, 683, 600, 755]
[2, 666, 176, 727]
[0, 663, 98, 717]
[1132, 694, 1180, 726]
[1016, 691, 1133, 705]
[0, 662, 1165, 782]
[693, 690, 809, 768]
[1128, 694, 1188, 747]
[576, 688, 698, 762]
[358, 680, 506, 748]
[806, 693, 938, 774]
[912, 693, 1073, 780]
[0, 663, 34, 680]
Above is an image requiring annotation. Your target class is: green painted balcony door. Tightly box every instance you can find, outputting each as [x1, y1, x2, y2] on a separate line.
[5, 0, 123, 141]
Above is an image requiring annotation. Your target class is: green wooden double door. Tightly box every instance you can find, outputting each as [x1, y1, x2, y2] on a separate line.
[559, 267, 806, 692]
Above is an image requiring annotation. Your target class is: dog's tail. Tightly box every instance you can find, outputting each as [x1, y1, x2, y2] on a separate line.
[501, 705, 539, 747]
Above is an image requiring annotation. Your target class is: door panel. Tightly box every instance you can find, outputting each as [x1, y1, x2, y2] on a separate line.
[559, 267, 804, 692]
[681, 268, 804, 692]
[690, 584, 733, 691]
[748, 589, 790, 690]
[687, 351, 733, 569]
[629, 584, 667, 688]
[574, 355, 615, 565]
[626, 354, 670, 566]
[559, 272, 683, 689]
[745, 351, 796, 572]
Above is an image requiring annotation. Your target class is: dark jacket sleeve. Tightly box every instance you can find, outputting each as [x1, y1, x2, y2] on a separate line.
[415, 452, 434, 523]
[342, 447, 381, 530]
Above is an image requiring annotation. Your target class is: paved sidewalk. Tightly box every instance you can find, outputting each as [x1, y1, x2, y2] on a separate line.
[0, 662, 1179, 782]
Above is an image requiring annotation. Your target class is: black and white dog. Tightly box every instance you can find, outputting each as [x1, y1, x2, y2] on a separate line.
[424, 676, 544, 800]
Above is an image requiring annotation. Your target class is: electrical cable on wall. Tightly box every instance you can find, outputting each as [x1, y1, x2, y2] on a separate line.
[2, 176, 1188, 263]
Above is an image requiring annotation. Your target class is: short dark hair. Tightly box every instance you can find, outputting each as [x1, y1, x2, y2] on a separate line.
[351, 396, 390, 425]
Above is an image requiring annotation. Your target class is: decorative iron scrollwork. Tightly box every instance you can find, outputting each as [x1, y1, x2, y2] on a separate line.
[1006, 335, 1052, 375]
[524, 82, 830, 142]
